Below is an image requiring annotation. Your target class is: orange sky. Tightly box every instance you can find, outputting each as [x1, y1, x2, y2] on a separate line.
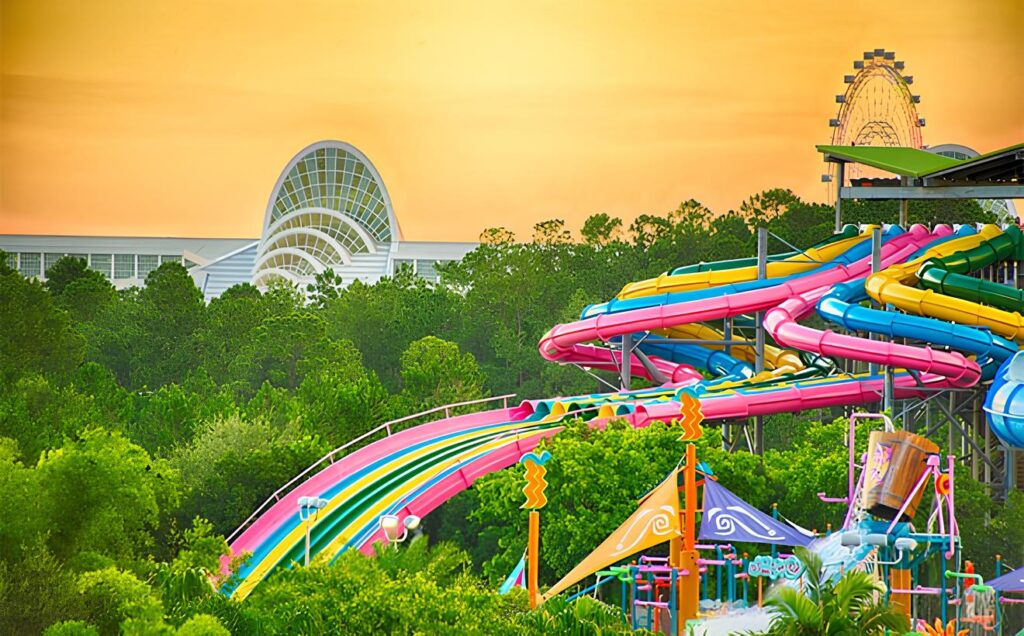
[1, 0, 1022, 241]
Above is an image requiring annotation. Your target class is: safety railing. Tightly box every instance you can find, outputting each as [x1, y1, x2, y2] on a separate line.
[226, 393, 515, 543]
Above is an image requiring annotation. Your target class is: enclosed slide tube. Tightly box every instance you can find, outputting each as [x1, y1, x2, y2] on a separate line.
[539, 225, 932, 366]
[916, 224, 1024, 314]
[560, 225, 900, 380]
[820, 228, 1020, 382]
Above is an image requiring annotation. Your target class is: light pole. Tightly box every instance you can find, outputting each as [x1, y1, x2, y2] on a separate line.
[379, 514, 422, 545]
[298, 496, 328, 566]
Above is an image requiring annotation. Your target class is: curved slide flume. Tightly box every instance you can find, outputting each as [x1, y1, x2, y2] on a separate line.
[224, 404, 539, 599]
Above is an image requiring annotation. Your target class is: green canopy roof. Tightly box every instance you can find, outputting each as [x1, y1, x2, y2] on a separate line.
[817, 142, 1024, 180]
[816, 145, 960, 178]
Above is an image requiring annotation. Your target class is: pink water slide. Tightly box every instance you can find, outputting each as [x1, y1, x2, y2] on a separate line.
[228, 404, 532, 562]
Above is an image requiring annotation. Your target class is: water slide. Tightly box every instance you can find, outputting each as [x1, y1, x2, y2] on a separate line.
[223, 222, 1024, 600]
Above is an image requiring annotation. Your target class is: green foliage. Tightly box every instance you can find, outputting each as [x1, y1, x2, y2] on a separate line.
[298, 369, 392, 444]
[43, 621, 100, 636]
[751, 547, 909, 635]
[398, 335, 486, 411]
[322, 269, 462, 390]
[0, 374, 111, 461]
[174, 614, 230, 636]
[0, 540, 84, 634]
[38, 428, 180, 565]
[517, 595, 648, 634]
[0, 269, 85, 383]
[77, 567, 167, 635]
[763, 414, 867, 533]
[171, 414, 327, 536]
[464, 419, 770, 585]
[44, 256, 102, 297]
[581, 213, 624, 246]
[244, 538, 518, 634]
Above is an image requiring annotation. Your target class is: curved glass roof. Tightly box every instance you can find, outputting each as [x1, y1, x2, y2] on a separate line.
[254, 141, 398, 286]
[269, 144, 394, 243]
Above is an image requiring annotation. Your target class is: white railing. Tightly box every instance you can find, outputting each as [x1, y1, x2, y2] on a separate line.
[226, 393, 516, 543]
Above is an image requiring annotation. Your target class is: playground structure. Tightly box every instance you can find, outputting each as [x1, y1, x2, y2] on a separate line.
[217, 142, 1024, 632]
[530, 412, 1021, 634]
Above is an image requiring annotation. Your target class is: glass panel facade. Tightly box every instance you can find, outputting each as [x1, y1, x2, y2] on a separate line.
[415, 259, 438, 282]
[137, 255, 159, 279]
[19, 252, 41, 278]
[114, 254, 135, 279]
[4, 252, 17, 270]
[160, 254, 181, 265]
[44, 253, 64, 274]
[90, 254, 112, 278]
[393, 259, 415, 274]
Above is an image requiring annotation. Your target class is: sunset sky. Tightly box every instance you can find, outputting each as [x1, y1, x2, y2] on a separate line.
[2, 0, 1022, 241]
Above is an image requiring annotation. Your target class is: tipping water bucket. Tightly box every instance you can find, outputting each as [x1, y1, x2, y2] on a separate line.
[860, 430, 939, 522]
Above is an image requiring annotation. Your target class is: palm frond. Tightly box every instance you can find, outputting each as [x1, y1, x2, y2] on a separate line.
[764, 586, 823, 631]
[832, 570, 883, 614]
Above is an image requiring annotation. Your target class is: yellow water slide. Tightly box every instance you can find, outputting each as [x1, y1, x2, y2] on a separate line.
[657, 323, 805, 373]
[618, 226, 877, 299]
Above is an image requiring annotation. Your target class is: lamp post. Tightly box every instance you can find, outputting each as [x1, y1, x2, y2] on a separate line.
[298, 496, 328, 566]
[380, 514, 422, 545]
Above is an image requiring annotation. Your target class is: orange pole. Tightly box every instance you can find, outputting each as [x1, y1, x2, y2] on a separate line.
[676, 443, 700, 633]
[684, 444, 697, 551]
[889, 568, 911, 622]
[528, 510, 540, 609]
[758, 577, 763, 608]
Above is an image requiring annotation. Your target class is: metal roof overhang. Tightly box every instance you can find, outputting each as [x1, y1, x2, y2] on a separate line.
[819, 143, 1024, 200]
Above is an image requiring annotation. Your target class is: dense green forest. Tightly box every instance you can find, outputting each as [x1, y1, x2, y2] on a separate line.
[1, 189, 1020, 634]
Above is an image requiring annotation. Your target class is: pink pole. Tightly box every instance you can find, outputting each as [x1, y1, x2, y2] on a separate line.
[843, 461, 868, 530]
[946, 454, 958, 558]
[886, 467, 932, 534]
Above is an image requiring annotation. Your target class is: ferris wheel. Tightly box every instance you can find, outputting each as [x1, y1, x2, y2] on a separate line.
[828, 48, 924, 184]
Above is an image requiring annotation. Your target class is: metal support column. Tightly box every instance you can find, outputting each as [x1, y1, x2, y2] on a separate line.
[834, 162, 845, 233]
[1005, 445, 1017, 496]
[898, 177, 909, 227]
[754, 227, 767, 454]
[620, 332, 632, 392]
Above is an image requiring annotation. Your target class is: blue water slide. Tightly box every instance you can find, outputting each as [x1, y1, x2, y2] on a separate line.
[984, 353, 1024, 448]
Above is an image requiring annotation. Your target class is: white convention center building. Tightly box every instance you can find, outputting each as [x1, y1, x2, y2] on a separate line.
[1, 141, 478, 301]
